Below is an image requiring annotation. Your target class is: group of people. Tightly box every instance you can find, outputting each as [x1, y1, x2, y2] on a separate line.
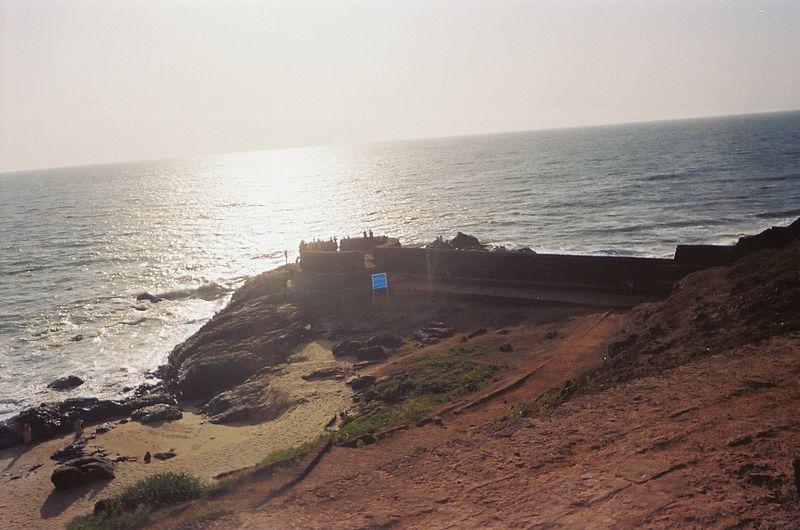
[299, 237, 338, 252]
[298, 230, 376, 253]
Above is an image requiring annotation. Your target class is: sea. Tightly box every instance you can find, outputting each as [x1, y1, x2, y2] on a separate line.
[1, 110, 799, 419]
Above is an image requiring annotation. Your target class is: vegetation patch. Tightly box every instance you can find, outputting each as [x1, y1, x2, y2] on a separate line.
[335, 346, 504, 443]
[67, 472, 206, 530]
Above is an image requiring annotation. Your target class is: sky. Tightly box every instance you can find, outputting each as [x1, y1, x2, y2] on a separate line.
[1, 0, 799, 172]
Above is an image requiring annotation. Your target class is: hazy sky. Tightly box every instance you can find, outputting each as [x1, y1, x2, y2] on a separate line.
[1, 0, 799, 172]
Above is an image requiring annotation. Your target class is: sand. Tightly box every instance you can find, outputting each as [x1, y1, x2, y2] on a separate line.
[0, 341, 352, 529]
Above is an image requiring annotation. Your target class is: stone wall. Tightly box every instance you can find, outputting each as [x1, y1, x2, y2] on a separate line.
[373, 247, 700, 294]
[300, 250, 365, 273]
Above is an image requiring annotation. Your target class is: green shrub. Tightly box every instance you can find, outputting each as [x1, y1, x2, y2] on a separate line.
[66, 472, 206, 530]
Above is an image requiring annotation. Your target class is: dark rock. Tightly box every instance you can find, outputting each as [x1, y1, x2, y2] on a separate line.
[365, 333, 404, 349]
[346, 375, 376, 391]
[51, 466, 90, 490]
[136, 292, 162, 303]
[793, 458, 800, 497]
[144, 452, 151, 464]
[467, 328, 487, 339]
[168, 300, 305, 401]
[332, 340, 364, 357]
[200, 368, 297, 424]
[51, 456, 114, 490]
[545, 330, 558, 340]
[449, 232, 485, 251]
[499, 343, 513, 352]
[131, 404, 182, 424]
[51, 437, 89, 463]
[734, 217, 800, 258]
[153, 451, 176, 460]
[497, 329, 509, 335]
[47, 375, 84, 391]
[516, 247, 536, 254]
[354, 346, 388, 361]
[302, 367, 344, 381]
[94, 423, 113, 434]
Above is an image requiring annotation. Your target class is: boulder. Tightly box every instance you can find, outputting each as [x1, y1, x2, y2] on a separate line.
[346, 375, 376, 391]
[131, 404, 183, 424]
[353, 346, 388, 361]
[153, 451, 176, 460]
[365, 333, 403, 349]
[47, 375, 84, 391]
[499, 343, 514, 353]
[135, 292, 162, 303]
[449, 232, 484, 251]
[200, 369, 297, 424]
[51, 456, 114, 490]
[302, 367, 344, 381]
[168, 301, 305, 401]
[332, 340, 364, 357]
[467, 328, 487, 339]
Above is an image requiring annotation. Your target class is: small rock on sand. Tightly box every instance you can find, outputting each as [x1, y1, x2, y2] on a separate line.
[47, 375, 84, 390]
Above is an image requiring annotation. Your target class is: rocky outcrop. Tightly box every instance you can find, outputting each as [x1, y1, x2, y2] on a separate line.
[131, 404, 183, 424]
[168, 289, 305, 401]
[51, 456, 115, 490]
[449, 232, 485, 251]
[0, 385, 177, 450]
[200, 368, 298, 424]
[47, 375, 84, 390]
[735, 217, 800, 258]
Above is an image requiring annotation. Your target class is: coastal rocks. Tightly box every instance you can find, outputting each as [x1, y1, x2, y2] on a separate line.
[346, 375, 376, 391]
[131, 404, 183, 424]
[51, 437, 91, 463]
[425, 232, 485, 251]
[51, 456, 115, 490]
[135, 292, 162, 303]
[332, 340, 363, 357]
[200, 369, 297, 424]
[168, 300, 305, 401]
[0, 397, 130, 450]
[332, 339, 393, 361]
[302, 367, 344, 381]
[365, 333, 403, 349]
[47, 375, 84, 391]
[413, 322, 454, 345]
[449, 232, 485, 251]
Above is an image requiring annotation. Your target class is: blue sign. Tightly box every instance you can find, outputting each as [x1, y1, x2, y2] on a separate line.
[371, 273, 388, 290]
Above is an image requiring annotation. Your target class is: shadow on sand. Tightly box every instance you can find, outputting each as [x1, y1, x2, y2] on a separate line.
[40, 479, 112, 520]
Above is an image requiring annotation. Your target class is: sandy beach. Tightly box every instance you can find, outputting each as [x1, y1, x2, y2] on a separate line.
[0, 341, 352, 529]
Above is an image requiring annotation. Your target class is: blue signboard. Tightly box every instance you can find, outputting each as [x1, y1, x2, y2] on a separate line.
[371, 272, 388, 290]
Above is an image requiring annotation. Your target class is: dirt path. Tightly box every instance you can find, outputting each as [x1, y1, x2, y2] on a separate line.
[202, 333, 800, 529]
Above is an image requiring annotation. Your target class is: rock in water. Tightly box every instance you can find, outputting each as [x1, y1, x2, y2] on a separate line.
[449, 232, 484, 250]
[136, 292, 162, 303]
[131, 404, 183, 424]
[47, 375, 84, 391]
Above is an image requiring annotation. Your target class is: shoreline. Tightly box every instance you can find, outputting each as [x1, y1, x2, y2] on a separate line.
[1, 217, 798, 528]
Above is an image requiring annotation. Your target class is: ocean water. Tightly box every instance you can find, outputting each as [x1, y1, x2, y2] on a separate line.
[1, 111, 799, 419]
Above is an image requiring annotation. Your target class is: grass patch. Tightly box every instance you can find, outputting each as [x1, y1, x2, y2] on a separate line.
[67, 472, 206, 530]
[334, 346, 503, 443]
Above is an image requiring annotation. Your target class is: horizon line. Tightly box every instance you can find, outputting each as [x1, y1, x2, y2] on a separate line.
[3, 107, 798, 175]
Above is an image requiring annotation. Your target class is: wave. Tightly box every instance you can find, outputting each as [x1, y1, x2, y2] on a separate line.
[755, 208, 800, 220]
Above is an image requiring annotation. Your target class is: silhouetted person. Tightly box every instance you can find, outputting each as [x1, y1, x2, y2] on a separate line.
[368, 229, 373, 238]
[23, 423, 32, 446]
[144, 451, 152, 464]
[73, 414, 84, 438]
[363, 230, 367, 238]
[284, 250, 288, 264]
